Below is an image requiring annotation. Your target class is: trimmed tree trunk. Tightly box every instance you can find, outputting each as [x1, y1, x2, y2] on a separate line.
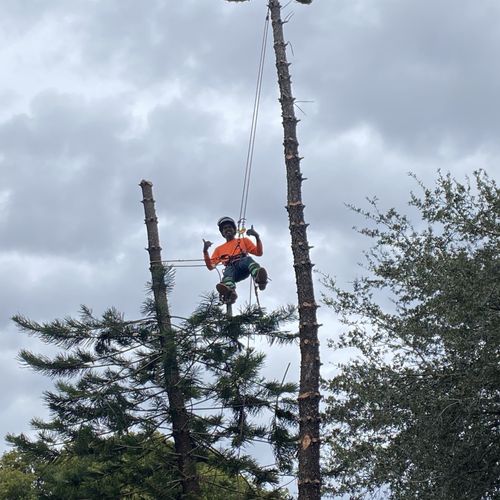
[140, 180, 200, 499]
[268, 2, 322, 498]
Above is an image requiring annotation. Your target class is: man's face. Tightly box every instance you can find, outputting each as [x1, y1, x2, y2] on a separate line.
[221, 223, 236, 239]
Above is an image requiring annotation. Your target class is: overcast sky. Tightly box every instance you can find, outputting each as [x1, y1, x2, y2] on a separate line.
[1, 0, 499, 489]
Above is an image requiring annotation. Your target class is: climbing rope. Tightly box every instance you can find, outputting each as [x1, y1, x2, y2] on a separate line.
[237, 8, 270, 235]
[158, 259, 204, 268]
[158, 8, 271, 312]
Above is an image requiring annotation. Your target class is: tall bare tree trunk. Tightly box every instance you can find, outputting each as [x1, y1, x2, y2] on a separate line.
[268, 2, 322, 498]
[140, 180, 200, 499]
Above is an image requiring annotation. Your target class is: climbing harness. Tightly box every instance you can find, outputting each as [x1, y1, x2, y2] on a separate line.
[161, 8, 271, 315]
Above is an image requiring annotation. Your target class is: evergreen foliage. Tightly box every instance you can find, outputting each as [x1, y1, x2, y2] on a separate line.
[0, 450, 37, 500]
[9, 287, 298, 498]
[322, 171, 500, 499]
[0, 432, 289, 499]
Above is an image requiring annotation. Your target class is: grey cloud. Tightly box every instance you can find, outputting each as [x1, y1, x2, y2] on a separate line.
[0, 0, 63, 33]
[0, 84, 266, 261]
[0, 92, 131, 257]
[1, 1, 499, 470]
[287, 0, 500, 155]
[73, 0, 272, 92]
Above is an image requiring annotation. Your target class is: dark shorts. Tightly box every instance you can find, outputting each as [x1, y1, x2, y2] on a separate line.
[222, 256, 257, 284]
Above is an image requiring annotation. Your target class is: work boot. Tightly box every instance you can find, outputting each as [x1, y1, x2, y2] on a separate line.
[216, 283, 238, 304]
[254, 267, 268, 291]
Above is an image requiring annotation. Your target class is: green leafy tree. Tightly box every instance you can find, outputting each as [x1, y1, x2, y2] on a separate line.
[9, 287, 298, 498]
[1, 432, 290, 499]
[322, 171, 500, 499]
[0, 450, 37, 500]
[3, 432, 178, 499]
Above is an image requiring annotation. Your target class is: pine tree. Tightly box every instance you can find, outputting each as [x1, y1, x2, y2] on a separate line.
[11, 175, 299, 496]
[140, 179, 200, 497]
[10, 296, 298, 498]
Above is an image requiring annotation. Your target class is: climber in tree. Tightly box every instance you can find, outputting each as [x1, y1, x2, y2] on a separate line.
[203, 216, 268, 303]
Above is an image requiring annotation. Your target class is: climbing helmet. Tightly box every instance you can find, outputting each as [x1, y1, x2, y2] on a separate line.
[217, 216, 236, 234]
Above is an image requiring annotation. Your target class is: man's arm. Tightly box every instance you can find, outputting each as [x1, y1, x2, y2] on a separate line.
[203, 239, 215, 270]
[246, 225, 263, 256]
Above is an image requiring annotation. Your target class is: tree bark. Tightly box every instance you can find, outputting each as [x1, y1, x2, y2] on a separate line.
[140, 180, 200, 499]
[268, 2, 322, 498]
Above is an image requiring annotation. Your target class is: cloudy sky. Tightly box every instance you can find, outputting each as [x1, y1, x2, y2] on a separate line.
[1, 0, 499, 482]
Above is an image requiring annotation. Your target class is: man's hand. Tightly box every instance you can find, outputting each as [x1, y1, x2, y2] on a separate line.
[246, 225, 259, 239]
[202, 239, 212, 252]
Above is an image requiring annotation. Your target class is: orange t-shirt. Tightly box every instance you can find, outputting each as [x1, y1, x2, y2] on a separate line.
[210, 237, 261, 266]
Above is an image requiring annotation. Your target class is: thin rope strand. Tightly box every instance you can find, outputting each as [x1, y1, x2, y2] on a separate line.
[241, 11, 270, 223]
[240, 10, 269, 223]
[238, 9, 270, 231]
[151, 259, 205, 264]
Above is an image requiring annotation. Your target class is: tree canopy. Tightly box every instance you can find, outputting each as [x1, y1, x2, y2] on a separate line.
[1, 432, 290, 499]
[322, 171, 499, 499]
[8, 287, 298, 498]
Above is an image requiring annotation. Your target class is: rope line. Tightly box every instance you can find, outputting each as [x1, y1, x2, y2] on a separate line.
[152, 9, 270, 314]
[168, 264, 206, 268]
[164, 259, 205, 263]
[237, 8, 270, 233]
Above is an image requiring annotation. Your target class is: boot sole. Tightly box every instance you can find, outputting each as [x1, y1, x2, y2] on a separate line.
[255, 268, 268, 291]
[216, 283, 238, 304]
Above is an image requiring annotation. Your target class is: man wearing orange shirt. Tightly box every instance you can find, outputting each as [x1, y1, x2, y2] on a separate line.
[203, 216, 268, 303]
